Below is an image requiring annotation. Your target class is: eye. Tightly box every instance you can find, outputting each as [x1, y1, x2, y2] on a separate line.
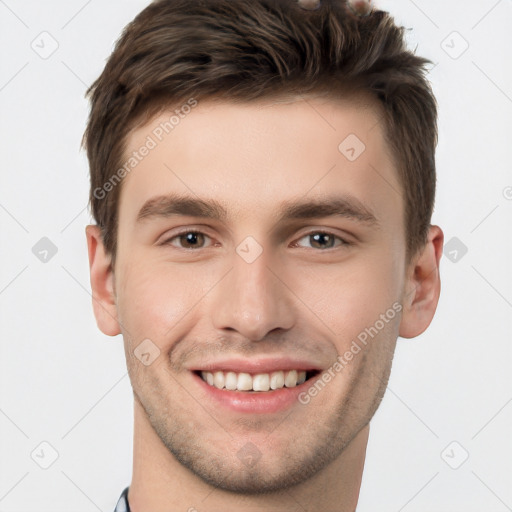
[293, 231, 351, 250]
[161, 230, 213, 249]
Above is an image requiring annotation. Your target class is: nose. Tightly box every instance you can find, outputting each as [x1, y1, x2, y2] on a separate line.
[211, 246, 296, 341]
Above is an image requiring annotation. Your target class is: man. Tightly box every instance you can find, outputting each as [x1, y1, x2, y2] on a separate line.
[83, 0, 443, 510]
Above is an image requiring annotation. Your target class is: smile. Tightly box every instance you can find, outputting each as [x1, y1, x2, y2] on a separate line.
[197, 369, 322, 392]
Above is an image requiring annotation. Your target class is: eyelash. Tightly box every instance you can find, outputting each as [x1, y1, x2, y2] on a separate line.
[160, 229, 352, 251]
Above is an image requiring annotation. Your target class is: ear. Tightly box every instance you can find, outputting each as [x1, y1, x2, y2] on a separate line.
[399, 225, 444, 339]
[85, 225, 121, 336]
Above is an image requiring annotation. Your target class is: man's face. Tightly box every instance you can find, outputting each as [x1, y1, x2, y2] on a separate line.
[112, 95, 408, 492]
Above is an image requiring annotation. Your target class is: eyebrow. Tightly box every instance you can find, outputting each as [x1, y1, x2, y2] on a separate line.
[136, 192, 379, 226]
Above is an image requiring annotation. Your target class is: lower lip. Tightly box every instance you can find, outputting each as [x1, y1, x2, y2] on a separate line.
[191, 371, 318, 414]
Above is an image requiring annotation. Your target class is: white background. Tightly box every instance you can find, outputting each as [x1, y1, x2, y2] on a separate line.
[0, 0, 511, 511]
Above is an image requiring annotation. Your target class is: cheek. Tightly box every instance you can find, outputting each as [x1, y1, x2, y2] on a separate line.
[115, 258, 207, 341]
[288, 249, 403, 344]
[115, 252, 232, 352]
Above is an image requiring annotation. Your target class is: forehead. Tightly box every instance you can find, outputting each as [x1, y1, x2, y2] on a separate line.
[118, 95, 401, 228]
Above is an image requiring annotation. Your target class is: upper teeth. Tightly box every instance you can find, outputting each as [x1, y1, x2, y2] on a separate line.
[200, 370, 307, 392]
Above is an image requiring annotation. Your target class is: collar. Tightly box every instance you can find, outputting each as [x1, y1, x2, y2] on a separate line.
[113, 486, 130, 512]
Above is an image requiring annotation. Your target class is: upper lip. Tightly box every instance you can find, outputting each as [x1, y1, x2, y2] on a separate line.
[188, 357, 323, 374]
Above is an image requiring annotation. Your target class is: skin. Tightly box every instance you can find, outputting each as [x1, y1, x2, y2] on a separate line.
[86, 94, 443, 512]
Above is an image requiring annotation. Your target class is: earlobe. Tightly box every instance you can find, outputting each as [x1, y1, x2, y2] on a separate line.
[399, 225, 444, 339]
[85, 225, 121, 337]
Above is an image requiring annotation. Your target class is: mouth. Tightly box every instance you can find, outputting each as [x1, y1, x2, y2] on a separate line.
[194, 369, 321, 392]
[188, 358, 325, 413]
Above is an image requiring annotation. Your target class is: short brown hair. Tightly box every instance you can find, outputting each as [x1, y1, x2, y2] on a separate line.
[83, 0, 437, 267]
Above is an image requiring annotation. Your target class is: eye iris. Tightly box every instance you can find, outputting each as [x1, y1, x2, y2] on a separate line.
[311, 233, 335, 249]
[180, 232, 204, 248]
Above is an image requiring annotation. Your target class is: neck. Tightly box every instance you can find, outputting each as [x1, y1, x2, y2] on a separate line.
[128, 399, 369, 512]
